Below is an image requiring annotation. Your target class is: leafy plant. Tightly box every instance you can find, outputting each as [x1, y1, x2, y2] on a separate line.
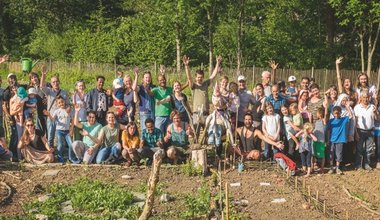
[181, 161, 203, 177]
[181, 184, 211, 218]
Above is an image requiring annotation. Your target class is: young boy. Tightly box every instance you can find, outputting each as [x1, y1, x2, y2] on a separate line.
[313, 107, 328, 173]
[24, 87, 38, 118]
[286, 75, 298, 101]
[112, 78, 125, 118]
[327, 105, 353, 175]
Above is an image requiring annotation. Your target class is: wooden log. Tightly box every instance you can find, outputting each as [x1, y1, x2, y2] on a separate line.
[138, 151, 163, 220]
[308, 186, 311, 203]
[191, 149, 208, 175]
[295, 176, 298, 190]
[225, 182, 229, 220]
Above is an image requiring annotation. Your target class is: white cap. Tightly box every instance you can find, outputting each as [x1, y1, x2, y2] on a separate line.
[113, 78, 123, 89]
[288, 75, 296, 82]
[28, 87, 37, 95]
[7, 73, 16, 79]
[237, 75, 246, 82]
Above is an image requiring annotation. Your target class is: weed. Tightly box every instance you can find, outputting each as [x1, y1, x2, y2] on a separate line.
[181, 161, 203, 177]
[181, 184, 211, 218]
[135, 180, 166, 195]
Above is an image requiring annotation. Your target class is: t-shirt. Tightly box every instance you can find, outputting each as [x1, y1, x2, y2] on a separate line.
[238, 89, 255, 122]
[114, 88, 124, 101]
[138, 84, 155, 113]
[43, 87, 70, 113]
[81, 122, 102, 147]
[314, 119, 325, 143]
[327, 116, 350, 143]
[354, 104, 376, 130]
[121, 130, 140, 149]
[72, 93, 87, 122]
[152, 86, 173, 117]
[101, 126, 120, 148]
[262, 114, 281, 138]
[292, 113, 303, 128]
[266, 94, 287, 114]
[283, 115, 295, 140]
[52, 108, 71, 131]
[191, 79, 211, 114]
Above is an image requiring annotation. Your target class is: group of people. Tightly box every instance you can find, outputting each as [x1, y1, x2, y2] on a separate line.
[0, 55, 379, 177]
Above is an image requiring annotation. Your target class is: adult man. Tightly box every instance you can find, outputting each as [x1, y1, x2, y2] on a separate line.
[152, 74, 172, 132]
[132, 71, 155, 131]
[72, 105, 102, 164]
[266, 84, 288, 114]
[354, 92, 378, 170]
[234, 113, 284, 160]
[86, 76, 112, 126]
[261, 60, 278, 97]
[237, 75, 255, 127]
[184, 55, 221, 137]
[300, 77, 310, 91]
[140, 118, 164, 162]
[40, 70, 70, 147]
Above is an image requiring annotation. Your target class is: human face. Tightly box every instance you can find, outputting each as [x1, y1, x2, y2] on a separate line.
[97, 78, 104, 89]
[158, 75, 166, 87]
[124, 76, 132, 88]
[343, 79, 351, 90]
[51, 77, 60, 90]
[238, 80, 246, 90]
[341, 97, 348, 106]
[300, 79, 309, 90]
[25, 122, 35, 130]
[106, 113, 116, 125]
[173, 82, 181, 92]
[172, 115, 181, 125]
[143, 73, 151, 85]
[330, 89, 337, 99]
[128, 125, 136, 136]
[244, 115, 253, 128]
[360, 95, 369, 105]
[271, 87, 279, 98]
[221, 79, 228, 90]
[255, 85, 263, 96]
[281, 106, 288, 116]
[311, 88, 320, 98]
[359, 75, 368, 87]
[262, 73, 271, 85]
[195, 73, 204, 84]
[333, 110, 341, 118]
[146, 122, 155, 134]
[87, 113, 96, 125]
[266, 105, 274, 115]
[301, 92, 308, 101]
[76, 82, 85, 92]
[57, 99, 65, 109]
[31, 75, 39, 85]
[289, 81, 296, 87]
[8, 76, 16, 87]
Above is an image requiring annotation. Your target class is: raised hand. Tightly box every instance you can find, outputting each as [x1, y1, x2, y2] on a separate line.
[159, 65, 165, 75]
[183, 55, 190, 66]
[216, 55, 222, 64]
[41, 65, 48, 75]
[134, 66, 139, 75]
[0, 55, 9, 64]
[336, 57, 343, 65]
[74, 104, 81, 112]
[268, 60, 278, 70]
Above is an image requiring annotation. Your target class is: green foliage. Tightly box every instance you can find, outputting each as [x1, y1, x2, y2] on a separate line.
[181, 184, 211, 218]
[135, 180, 166, 195]
[181, 161, 204, 177]
[22, 178, 140, 219]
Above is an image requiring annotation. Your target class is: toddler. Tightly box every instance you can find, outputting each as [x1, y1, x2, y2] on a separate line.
[112, 78, 125, 118]
[24, 87, 38, 119]
[295, 123, 317, 177]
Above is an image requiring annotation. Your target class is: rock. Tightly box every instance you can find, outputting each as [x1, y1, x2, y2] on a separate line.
[28, 208, 38, 214]
[121, 175, 133, 179]
[60, 200, 72, 206]
[160, 193, 173, 203]
[61, 205, 74, 214]
[134, 201, 145, 209]
[38, 195, 51, 202]
[132, 192, 146, 201]
[42, 170, 60, 177]
[302, 203, 310, 210]
[36, 214, 48, 220]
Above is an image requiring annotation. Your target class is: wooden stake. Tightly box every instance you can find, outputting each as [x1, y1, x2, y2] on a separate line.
[308, 186, 311, 203]
[302, 178, 306, 189]
[316, 190, 319, 201]
[333, 208, 335, 219]
[225, 182, 229, 220]
[295, 176, 298, 190]
[323, 200, 326, 214]
[346, 210, 349, 220]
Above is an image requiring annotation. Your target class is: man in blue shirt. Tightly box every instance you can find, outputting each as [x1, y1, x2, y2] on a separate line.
[266, 84, 288, 114]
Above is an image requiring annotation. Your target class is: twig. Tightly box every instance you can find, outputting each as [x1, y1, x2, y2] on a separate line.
[0, 181, 12, 204]
[342, 186, 379, 215]
[2, 171, 22, 180]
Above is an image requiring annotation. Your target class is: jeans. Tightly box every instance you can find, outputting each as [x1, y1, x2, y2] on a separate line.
[155, 116, 170, 134]
[376, 135, 380, 163]
[47, 118, 56, 147]
[139, 112, 154, 131]
[301, 150, 312, 167]
[9, 121, 18, 158]
[96, 143, 121, 164]
[56, 130, 77, 163]
[0, 145, 12, 161]
[356, 129, 375, 168]
[137, 146, 164, 160]
[264, 142, 279, 160]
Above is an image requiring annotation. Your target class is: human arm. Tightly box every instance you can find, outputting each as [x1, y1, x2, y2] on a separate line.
[183, 55, 193, 89]
[164, 126, 171, 143]
[309, 132, 317, 142]
[346, 102, 354, 119]
[289, 133, 300, 150]
[41, 135, 54, 152]
[73, 104, 83, 129]
[43, 109, 55, 120]
[81, 129, 101, 146]
[268, 60, 278, 85]
[0, 55, 9, 64]
[336, 57, 343, 94]
[254, 129, 284, 150]
[40, 65, 47, 89]
[209, 55, 222, 80]
[132, 66, 139, 92]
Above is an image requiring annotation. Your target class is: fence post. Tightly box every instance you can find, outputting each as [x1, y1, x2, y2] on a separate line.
[311, 66, 314, 78]
[114, 58, 117, 78]
[49, 58, 52, 73]
[252, 65, 255, 84]
[323, 69, 328, 91]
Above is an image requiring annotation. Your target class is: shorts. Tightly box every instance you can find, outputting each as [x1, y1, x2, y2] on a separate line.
[313, 141, 325, 159]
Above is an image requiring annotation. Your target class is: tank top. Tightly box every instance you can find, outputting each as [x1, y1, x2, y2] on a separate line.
[170, 123, 188, 147]
[240, 127, 256, 152]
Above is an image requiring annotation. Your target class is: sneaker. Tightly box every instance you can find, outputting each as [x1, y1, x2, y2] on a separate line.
[356, 166, 363, 171]
[364, 164, 372, 170]
[328, 167, 335, 174]
[336, 168, 343, 175]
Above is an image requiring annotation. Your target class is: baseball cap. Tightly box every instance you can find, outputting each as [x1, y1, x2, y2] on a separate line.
[113, 78, 123, 89]
[237, 75, 246, 82]
[7, 73, 16, 79]
[28, 87, 37, 95]
[288, 75, 296, 82]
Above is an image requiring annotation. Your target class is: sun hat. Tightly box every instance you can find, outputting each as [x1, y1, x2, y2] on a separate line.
[17, 87, 28, 99]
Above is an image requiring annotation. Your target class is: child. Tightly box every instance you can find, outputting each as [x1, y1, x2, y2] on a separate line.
[313, 107, 328, 173]
[298, 90, 312, 122]
[289, 103, 303, 130]
[262, 103, 281, 160]
[286, 75, 298, 101]
[327, 105, 353, 174]
[295, 123, 317, 177]
[44, 96, 77, 163]
[24, 87, 38, 119]
[281, 105, 300, 159]
[112, 78, 125, 118]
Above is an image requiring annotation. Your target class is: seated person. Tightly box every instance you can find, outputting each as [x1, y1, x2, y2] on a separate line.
[121, 121, 141, 167]
[164, 110, 193, 164]
[140, 118, 164, 163]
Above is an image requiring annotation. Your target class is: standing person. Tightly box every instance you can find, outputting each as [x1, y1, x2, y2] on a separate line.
[72, 105, 102, 164]
[354, 92, 378, 170]
[44, 96, 77, 163]
[183, 55, 221, 138]
[17, 118, 54, 164]
[28, 71, 47, 135]
[132, 70, 155, 131]
[308, 84, 324, 124]
[325, 85, 339, 114]
[10, 87, 28, 144]
[356, 73, 377, 104]
[121, 122, 140, 167]
[252, 83, 266, 129]
[237, 75, 255, 127]
[262, 103, 281, 159]
[72, 80, 87, 141]
[335, 57, 358, 107]
[151, 74, 173, 132]
[265, 84, 288, 114]
[40, 69, 70, 148]
[295, 123, 317, 177]
[313, 107, 328, 173]
[327, 105, 353, 175]
[281, 105, 300, 159]
[298, 90, 312, 122]
[86, 76, 113, 126]
[171, 81, 191, 123]
[119, 75, 138, 125]
[286, 75, 298, 101]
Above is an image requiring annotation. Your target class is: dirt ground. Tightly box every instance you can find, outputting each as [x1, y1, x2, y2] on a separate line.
[0, 162, 380, 219]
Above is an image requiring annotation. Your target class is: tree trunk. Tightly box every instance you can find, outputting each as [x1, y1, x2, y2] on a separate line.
[191, 149, 208, 175]
[176, 24, 181, 73]
[359, 32, 365, 73]
[236, 0, 244, 75]
[366, 23, 380, 78]
[207, 9, 213, 75]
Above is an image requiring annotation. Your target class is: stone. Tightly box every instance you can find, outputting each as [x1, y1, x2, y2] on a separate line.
[134, 201, 145, 209]
[60, 200, 72, 206]
[28, 208, 38, 214]
[42, 170, 60, 177]
[160, 193, 173, 203]
[38, 195, 51, 202]
[121, 175, 133, 179]
[36, 214, 48, 220]
[132, 192, 146, 201]
[61, 205, 74, 214]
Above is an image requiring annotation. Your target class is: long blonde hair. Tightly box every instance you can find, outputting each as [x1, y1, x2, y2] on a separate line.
[20, 118, 35, 145]
[302, 122, 313, 139]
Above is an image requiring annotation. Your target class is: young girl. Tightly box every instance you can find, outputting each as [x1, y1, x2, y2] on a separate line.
[296, 123, 317, 177]
[325, 85, 338, 114]
[112, 78, 125, 118]
[262, 103, 281, 160]
[121, 122, 140, 167]
[298, 90, 312, 122]
[289, 103, 303, 130]
[281, 105, 300, 158]
[313, 107, 328, 173]
[44, 96, 77, 163]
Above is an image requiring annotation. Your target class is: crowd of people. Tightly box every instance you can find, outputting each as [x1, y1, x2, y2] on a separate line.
[0, 55, 379, 176]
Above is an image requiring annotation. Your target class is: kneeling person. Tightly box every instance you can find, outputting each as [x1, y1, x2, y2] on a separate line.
[140, 118, 165, 162]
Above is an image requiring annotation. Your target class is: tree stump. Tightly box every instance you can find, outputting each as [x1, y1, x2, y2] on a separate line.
[191, 149, 208, 175]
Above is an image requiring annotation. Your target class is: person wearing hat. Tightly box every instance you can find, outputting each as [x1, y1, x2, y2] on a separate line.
[237, 75, 255, 127]
[24, 87, 38, 119]
[112, 78, 125, 119]
[286, 75, 298, 102]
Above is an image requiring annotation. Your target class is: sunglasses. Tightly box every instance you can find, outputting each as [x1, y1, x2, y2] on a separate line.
[26, 124, 34, 127]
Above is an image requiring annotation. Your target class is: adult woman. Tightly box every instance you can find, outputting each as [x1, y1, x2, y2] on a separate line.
[72, 80, 87, 141]
[96, 112, 122, 164]
[252, 83, 265, 129]
[356, 73, 377, 104]
[171, 81, 191, 123]
[121, 122, 140, 167]
[308, 84, 324, 124]
[325, 85, 339, 114]
[119, 75, 138, 125]
[335, 57, 358, 106]
[17, 118, 54, 164]
[28, 71, 47, 135]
